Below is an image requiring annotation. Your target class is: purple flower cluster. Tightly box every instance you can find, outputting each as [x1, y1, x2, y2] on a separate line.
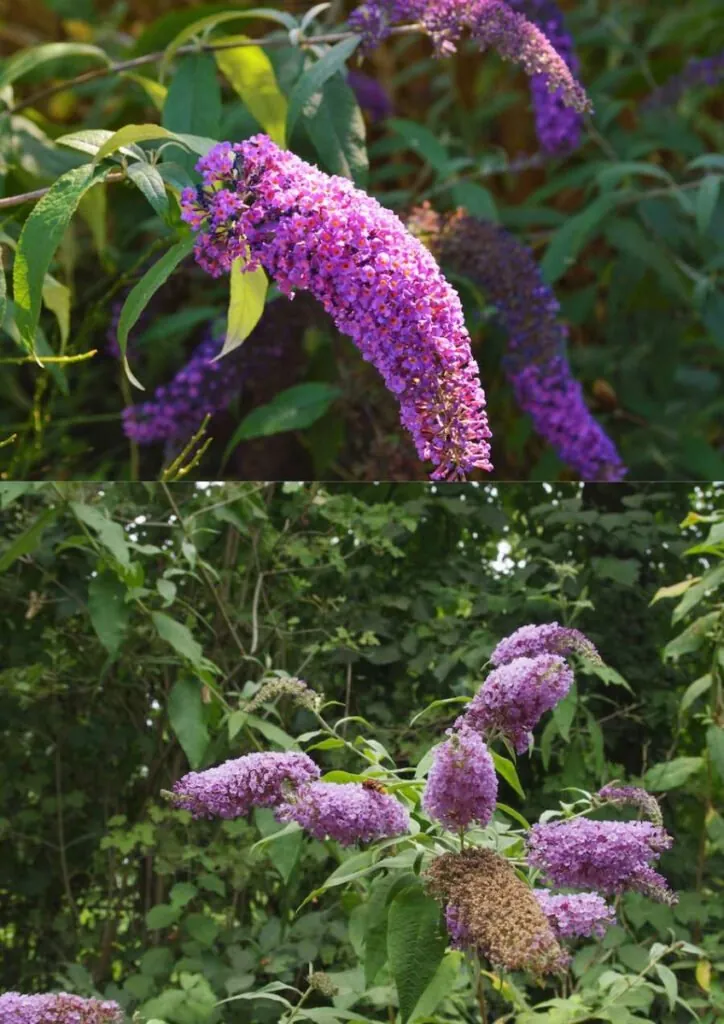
[422, 724, 498, 830]
[458, 654, 573, 753]
[533, 889, 616, 939]
[418, 210, 626, 481]
[275, 781, 410, 844]
[347, 69, 393, 121]
[507, 0, 583, 152]
[643, 50, 724, 111]
[0, 993, 122, 1024]
[597, 784, 663, 825]
[180, 136, 493, 480]
[349, 0, 591, 114]
[171, 752, 321, 819]
[491, 622, 602, 666]
[527, 818, 677, 904]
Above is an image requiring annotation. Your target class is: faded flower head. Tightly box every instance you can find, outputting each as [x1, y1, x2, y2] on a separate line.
[426, 848, 568, 974]
[0, 993, 123, 1024]
[597, 783, 663, 826]
[527, 818, 677, 904]
[241, 676, 324, 714]
[171, 751, 321, 819]
[459, 654, 573, 753]
[416, 210, 625, 482]
[533, 889, 616, 939]
[491, 622, 602, 666]
[422, 724, 498, 830]
[308, 972, 339, 997]
[180, 135, 493, 481]
[349, 0, 592, 116]
[275, 780, 410, 845]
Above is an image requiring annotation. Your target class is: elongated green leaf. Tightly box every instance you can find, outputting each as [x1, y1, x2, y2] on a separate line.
[152, 612, 204, 667]
[218, 258, 269, 359]
[287, 37, 361, 134]
[0, 43, 110, 90]
[121, 72, 168, 111]
[224, 383, 341, 459]
[41, 274, 70, 348]
[409, 951, 463, 1022]
[449, 181, 498, 220]
[540, 194, 618, 284]
[663, 612, 719, 661]
[215, 38, 287, 146]
[552, 682, 577, 741]
[92, 124, 178, 166]
[387, 888, 447, 1024]
[0, 506, 58, 573]
[707, 725, 724, 783]
[680, 674, 712, 713]
[70, 502, 130, 566]
[696, 175, 721, 235]
[387, 118, 449, 175]
[56, 129, 144, 161]
[88, 574, 129, 656]
[364, 873, 401, 985]
[643, 756, 704, 791]
[302, 72, 367, 184]
[0, 247, 6, 328]
[116, 236, 195, 388]
[492, 751, 525, 798]
[169, 679, 209, 769]
[162, 53, 222, 143]
[126, 163, 169, 218]
[13, 164, 108, 356]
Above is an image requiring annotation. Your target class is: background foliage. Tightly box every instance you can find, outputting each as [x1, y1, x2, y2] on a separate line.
[0, 0, 723, 480]
[1, 480, 723, 1022]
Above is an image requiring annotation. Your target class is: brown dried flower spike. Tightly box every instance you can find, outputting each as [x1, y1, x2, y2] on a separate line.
[425, 848, 568, 975]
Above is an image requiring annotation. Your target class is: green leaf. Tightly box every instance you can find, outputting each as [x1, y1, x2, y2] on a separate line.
[41, 274, 70, 348]
[88, 574, 129, 656]
[56, 128, 145, 161]
[126, 163, 170, 219]
[655, 963, 678, 1012]
[162, 53, 222, 146]
[449, 181, 498, 221]
[146, 903, 181, 929]
[152, 612, 204, 667]
[591, 557, 640, 587]
[287, 37, 361, 135]
[492, 751, 525, 799]
[244, 713, 297, 750]
[387, 118, 449, 175]
[70, 502, 130, 566]
[225, 383, 341, 457]
[643, 757, 704, 791]
[185, 913, 219, 945]
[0, 247, 6, 328]
[255, 812, 303, 882]
[364, 873, 400, 985]
[168, 679, 209, 769]
[121, 72, 168, 111]
[92, 124, 182, 166]
[680, 674, 712, 713]
[696, 175, 721, 235]
[13, 164, 108, 356]
[170, 881, 198, 907]
[650, 578, 700, 603]
[215, 38, 287, 147]
[387, 888, 447, 1024]
[540, 194, 618, 284]
[140, 947, 174, 976]
[495, 803, 531, 829]
[301, 72, 368, 185]
[219, 259, 269, 359]
[604, 218, 688, 301]
[552, 682, 577, 741]
[0, 506, 58, 573]
[0, 42, 110, 90]
[706, 725, 724, 783]
[409, 950, 464, 1022]
[116, 236, 195, 388]
[662, 612, 719, 662]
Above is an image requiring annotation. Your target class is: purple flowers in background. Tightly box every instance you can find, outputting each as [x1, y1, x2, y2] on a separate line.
[507, 0, 583, 152]
[347, 69, 393, 121]
[349, 0, 592, 115]
[643, 50, 724, 111]
[527, 818, 677, 904]
[417, 209, 626, 481]
[533, 890, 616, 939]
[181, 136, 493, 480]
[275, 781, 410, 844]
[0, 993, 123, 1024]
[422, 724, 498, 830]
[171, 752, 321, 819]
[459, 654, 573, 753]
[491, 621, 602, 666]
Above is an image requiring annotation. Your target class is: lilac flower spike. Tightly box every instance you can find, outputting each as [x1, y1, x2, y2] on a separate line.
[180, 135, 493, 480]
[491, 622, 602, 666]
[172, 752, 321, 819]
[422, 724, 498, 830]
[0, 993, 123, 1024]
[533, 890, 616, 939]
[275, 781, 410, 845]
[459, 654, 573, 753]
[527, 818, 677, 904]
[643, 51, 724, 111]
[597, 783, 663, 826]
[349, 0, 592, 115]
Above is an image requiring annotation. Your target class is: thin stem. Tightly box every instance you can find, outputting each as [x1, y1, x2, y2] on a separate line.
[0, 349, 97, 365]
[0, 170, 125, 210]
[54, 742, 78, 922]
[284, 985, 313, 1024]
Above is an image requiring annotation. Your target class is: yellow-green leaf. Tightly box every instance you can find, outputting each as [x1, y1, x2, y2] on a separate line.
[41, 274, 71, 348]
[121, 72, 168, 111]
[650, 577, 701, 604]
[219, 257, 269, 359]
[78, 185, 107, 256]
[92, 124, 177, 166]
[214, 36, 287, 146]
[695, 959, 711, 993]
[0, 42, 110, 91]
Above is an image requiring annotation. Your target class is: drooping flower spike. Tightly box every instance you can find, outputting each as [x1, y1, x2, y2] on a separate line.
[349, 0, 592, 116]
[409, 207, 626, 481]
[422, 723, 498, 830]
[491, 622, 602, 666]
[0, 993, 123, 1024]
[533, 889, 616, 939]
[181, 136, 493, 480]
[597, 783, 663, 826]
[171, 751, 321, 819]
[274, 780, 410, 844]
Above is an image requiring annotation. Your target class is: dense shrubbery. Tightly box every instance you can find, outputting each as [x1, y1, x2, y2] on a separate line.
[1, 481, 723, 1022]
[0, 0, 723, 479]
